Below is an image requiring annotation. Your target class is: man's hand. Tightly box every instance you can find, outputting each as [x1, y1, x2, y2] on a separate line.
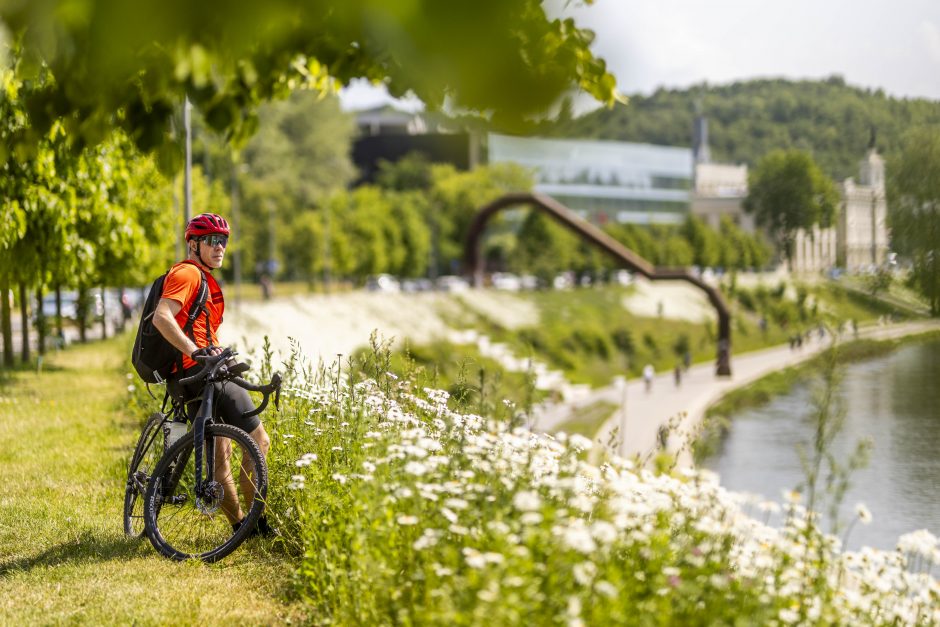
[191, 346, 222, 361]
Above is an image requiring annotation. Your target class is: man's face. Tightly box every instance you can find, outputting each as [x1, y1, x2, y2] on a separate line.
[193, 234, 227, 269]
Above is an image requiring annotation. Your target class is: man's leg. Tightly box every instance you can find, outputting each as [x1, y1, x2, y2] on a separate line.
[214, 436, 243, 524]
[215, 384, 272, 531]
[240, 423, 270, 505]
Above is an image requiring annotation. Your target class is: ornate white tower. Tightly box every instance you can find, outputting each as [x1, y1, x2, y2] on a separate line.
[838, 134, 889, 270]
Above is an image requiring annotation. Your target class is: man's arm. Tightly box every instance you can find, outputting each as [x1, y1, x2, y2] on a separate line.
[152, 298, 200, 357]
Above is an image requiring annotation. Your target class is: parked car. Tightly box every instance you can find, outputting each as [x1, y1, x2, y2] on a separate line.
[40, 293, 78, 320]
[520, 275, 539, 290]
[401, 278, 434, 293]
[34, 290, 103, 322]
[553, 272, 575, 290]
[611, 270, 633, 286]
[365, 274, 401, 293]
[491, 272, 522, 291]
[435, 275, 470, 293]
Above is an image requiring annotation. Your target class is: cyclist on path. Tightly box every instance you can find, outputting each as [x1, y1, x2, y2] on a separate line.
[152, 212, 273, 536]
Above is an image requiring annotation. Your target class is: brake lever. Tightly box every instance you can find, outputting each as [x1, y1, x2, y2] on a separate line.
[228, 362, 251, 376]
[273, 373, 282, 411]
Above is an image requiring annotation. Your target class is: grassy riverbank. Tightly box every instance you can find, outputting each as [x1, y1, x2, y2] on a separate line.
[694, 328, 940, 463]
[0, 335, 302, 625]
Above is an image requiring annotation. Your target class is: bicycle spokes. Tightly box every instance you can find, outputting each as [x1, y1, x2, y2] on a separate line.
[124, 414, 167, 538]
[145, 425, 266, 561]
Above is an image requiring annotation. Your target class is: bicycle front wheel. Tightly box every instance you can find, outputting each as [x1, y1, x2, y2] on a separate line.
[124, 412, 166, 537]
[143, 423, 267, 562]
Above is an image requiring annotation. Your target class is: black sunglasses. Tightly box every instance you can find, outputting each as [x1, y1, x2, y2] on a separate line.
[201, 234, 229, 248]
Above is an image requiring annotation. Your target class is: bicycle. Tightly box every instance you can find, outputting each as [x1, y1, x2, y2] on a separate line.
[123, 347, 281, 562]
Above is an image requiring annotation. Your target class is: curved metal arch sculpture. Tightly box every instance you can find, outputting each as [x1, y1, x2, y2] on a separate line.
[463, 192, 732, 376]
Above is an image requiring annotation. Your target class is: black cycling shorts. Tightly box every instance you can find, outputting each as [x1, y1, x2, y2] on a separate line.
[168, 366, 261, 434]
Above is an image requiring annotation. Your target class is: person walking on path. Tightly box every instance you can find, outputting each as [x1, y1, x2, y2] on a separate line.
[643, 363, 655, 393]
[674, 364, 682, 387]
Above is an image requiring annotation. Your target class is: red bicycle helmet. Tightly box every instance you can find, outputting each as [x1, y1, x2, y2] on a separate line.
[185, 213, 230, 241]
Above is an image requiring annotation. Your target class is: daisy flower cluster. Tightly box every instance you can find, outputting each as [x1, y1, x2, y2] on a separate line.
[261, 367, 939, 626]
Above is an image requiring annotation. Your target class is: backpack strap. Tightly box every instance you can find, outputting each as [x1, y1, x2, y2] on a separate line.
[172, 262, 212, 375]
[181, 270, 209, 340]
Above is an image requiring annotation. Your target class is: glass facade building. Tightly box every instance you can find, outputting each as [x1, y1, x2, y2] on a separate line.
[488, 134, 693, 225]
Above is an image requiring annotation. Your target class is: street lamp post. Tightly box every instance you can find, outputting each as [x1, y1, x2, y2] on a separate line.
[230, 161, 245, 307]
[183, 96, 193, 226]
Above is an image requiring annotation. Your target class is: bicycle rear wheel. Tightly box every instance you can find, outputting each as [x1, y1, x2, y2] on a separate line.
[143, 423, 267, 562]
[124, 412, 166, 537]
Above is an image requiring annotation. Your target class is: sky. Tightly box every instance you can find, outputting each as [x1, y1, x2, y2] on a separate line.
[340, 0, 940, 112]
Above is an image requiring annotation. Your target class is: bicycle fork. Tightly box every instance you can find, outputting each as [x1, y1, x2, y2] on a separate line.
[193, 386, 216, 499]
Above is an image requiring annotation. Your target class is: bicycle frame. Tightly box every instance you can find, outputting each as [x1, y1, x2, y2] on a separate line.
[173, 348, 281, 507]
[192, 384, 216, 499]
[148, 397, 194, 499]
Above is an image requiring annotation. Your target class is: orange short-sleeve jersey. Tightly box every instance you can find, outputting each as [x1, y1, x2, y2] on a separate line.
[161, 261, 225, 371]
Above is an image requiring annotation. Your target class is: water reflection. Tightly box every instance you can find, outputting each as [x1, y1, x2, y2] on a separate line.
[704, 339, 940, 550]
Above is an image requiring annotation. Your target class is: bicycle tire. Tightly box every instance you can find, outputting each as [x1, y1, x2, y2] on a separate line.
[143, 423, 268, 562]
[123, 412, 166, 537]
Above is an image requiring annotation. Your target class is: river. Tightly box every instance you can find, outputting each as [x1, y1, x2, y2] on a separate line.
[703, 338, 940, 551]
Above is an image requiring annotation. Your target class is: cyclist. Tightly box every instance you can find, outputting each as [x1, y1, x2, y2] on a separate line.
[152, 212, 273, 536]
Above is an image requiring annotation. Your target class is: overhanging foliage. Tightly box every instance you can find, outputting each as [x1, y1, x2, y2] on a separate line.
[0, 0, 618, 164]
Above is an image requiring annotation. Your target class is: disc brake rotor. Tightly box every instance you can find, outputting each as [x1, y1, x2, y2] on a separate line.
[196, 481, 225, 515]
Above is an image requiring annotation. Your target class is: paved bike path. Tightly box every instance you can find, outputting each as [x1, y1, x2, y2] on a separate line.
[531, 320, 940, 467]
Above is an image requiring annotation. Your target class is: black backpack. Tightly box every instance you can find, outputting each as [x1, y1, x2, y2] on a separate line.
[132, 262, 211, 384]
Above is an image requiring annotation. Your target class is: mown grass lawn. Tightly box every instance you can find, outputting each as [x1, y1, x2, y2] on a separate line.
[0, 335, 303, 626]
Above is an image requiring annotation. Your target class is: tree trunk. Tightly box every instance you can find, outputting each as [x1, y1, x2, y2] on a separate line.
[77, 285, 88, 343]
[18, 282, 29, 363]
[934, 255, 940, 317]
[117, 288, 125, 332]
[100, 287, 107, 339]
[55, 285, 63, 338]
[0, 272, 12, 367]
[35, 288, 46, 356]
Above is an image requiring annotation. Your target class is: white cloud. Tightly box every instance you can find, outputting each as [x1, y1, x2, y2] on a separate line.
[562, 0, 940, 100]
[921, 20, 940, 64]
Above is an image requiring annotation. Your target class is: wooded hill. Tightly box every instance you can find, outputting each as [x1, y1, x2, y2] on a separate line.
[550, 76, 940, 180]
